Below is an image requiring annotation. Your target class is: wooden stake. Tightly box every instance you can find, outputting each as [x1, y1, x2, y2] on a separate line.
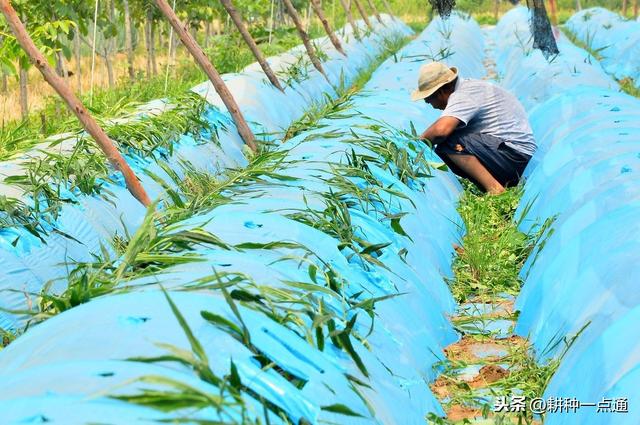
[153, 0, 257, 152]
[352, 0, 373, 30]
[281, 0, 330, 82]
[339, 0, 361, 39]
[310, 0, 346, 56]
[0, 0, 151, 206]
[366, 0, 384, 24]
[220, 0, 284, 91]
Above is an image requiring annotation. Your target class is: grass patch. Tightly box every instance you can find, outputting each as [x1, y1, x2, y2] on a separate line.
[619, 77, 640, 98]
[449, 184, 533, 302]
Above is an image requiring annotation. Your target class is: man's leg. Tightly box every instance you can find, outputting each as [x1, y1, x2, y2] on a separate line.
[444, 153, 505, 194]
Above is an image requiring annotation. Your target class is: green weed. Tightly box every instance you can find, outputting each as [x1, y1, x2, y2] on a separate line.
[449, 185, 533, 302]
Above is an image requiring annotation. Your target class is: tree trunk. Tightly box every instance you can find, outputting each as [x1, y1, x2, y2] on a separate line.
[339, 0, 361, 39]
[152, 0, 257, 152]
[220, 0, 284, 91]
[0, 0, 150, 206]
[575, 0, 581, 11]
[204, 20, 211, 48]
[150, 15, 158, 75]
[310, 0, 346, 55]
[634, 0, 638, 18]
[75, 33, 82, 94]
[353, 0, 373, 30]
[145, 14, 152, 77]
[381, 0, 394, 16]
[55, 51, 66, 116]
[527, 0, 559, 59]
[622, 0, 628, 16]
[548, 0, 558, 25]
[281, 0, 329, 82]
[366, 0, 384, 24]
[0, 35, 6, 93]
[19, 64, 28, 120]
[103, 49, 115, 87]
[494, 0, 500, 21]
[123, 0, 135, 81]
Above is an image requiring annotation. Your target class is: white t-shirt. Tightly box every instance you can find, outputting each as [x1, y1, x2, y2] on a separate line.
[442, 78, 536, 156]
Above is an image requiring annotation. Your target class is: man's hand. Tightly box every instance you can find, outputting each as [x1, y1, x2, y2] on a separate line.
[420, 116, 462, 146]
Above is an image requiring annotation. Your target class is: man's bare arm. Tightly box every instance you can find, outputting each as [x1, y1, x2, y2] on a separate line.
[419, 116, 462, 145]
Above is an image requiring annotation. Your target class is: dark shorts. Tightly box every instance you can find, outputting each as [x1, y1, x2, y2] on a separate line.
[435, 132, 532, 188]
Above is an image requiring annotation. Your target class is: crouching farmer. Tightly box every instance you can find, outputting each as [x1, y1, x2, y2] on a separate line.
[413, 62, 536, 194]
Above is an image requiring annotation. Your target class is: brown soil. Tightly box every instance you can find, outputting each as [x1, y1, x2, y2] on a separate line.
[446, 338, 504, 363]
[469, 364, 510, 388]
[446, 404, 483, 422]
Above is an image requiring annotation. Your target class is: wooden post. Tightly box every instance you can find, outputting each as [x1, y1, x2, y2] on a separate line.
[352, 0, 373, 30]
[0, 0, 151, 206]
[281, 0, 330, 82]
[153, 0, 257, 151]
[339, 0, 361, 39]
[219, 0, 284, 91]
[310, 0, 347, 56]
[366, 0, 384, 24]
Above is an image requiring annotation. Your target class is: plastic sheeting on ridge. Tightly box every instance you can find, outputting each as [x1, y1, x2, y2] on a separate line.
[0, 14, 487, 424]
[494, 8, 640, 425]
[0, 15, 410, 333]
[566, 7, 640, 87]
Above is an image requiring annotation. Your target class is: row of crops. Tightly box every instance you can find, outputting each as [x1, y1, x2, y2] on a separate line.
[0, 15, 469, 424]
[0, 3, 638, 424]
[495, 7, 639, 424]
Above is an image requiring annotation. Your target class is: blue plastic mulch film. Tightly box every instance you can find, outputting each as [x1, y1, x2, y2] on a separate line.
[2, 5, 639, 424]
[0, 14, 490, 424]
[495, 7, 640, 425]
[565, 7, 640, 87]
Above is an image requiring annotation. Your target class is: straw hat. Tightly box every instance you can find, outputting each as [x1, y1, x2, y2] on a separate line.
[411, 62, 458, 101]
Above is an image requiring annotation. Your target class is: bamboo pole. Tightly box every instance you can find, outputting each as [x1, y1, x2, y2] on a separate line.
[352, 0, 373, 30]
[153, 0, 257, 152]
[281, 0, 329, 82]
[366, 0, 384, 24]
[220, 0, 284, 91]
[0, 0, 151, 206]
[339, 0, 361, 39]
[310, 0, 346, 56]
